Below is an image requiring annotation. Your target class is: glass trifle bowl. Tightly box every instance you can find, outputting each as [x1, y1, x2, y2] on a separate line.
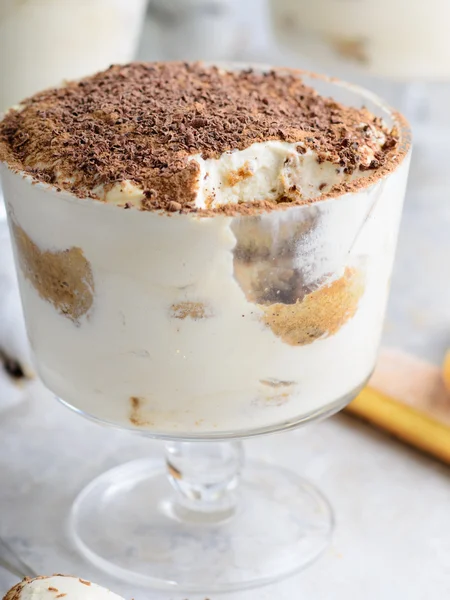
[0, 63, 411, 592]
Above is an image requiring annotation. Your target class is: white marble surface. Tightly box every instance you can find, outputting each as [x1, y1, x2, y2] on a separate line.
[2, 2, 450, 598]
[1, 383, 450, 599]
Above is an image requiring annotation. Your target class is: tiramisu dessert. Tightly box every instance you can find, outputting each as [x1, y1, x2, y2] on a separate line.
[3, 575, 123, 600]
[0, 63, 411, 435]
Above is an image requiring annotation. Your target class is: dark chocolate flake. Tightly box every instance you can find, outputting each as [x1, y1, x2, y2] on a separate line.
[0, 62, 402, 215]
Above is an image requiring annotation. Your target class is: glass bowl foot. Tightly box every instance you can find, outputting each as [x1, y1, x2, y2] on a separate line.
[69, 456, 333, 592]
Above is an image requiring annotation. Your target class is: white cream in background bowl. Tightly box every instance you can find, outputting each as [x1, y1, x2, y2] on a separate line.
[1, 145, 410, 436]
[270, 0, 450, 81]
[0, 0, 148, 111]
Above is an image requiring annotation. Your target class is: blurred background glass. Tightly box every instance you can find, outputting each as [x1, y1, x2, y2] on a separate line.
[0, 0, 148, 111]
[269, 0, 450, 80]
[267, 0, 450, 190]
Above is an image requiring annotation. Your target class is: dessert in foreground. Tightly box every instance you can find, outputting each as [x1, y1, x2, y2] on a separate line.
[3, 575, 123, 600]
[0, 62, 411, 435]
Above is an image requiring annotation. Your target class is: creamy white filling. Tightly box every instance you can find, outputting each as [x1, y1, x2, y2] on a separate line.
[192, 142, 340, 209]
[10, 576, 123, 600]
[1, 151, 410, 434]
[95, 179, 145, 207]
[100, 139, 385, 209]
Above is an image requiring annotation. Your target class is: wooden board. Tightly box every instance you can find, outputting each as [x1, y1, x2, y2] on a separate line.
[345, 348, 450, 464]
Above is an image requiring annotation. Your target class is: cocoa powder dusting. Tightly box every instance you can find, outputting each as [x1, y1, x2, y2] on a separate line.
[129, 396, 152, 427]
[0, 62, 405, 216]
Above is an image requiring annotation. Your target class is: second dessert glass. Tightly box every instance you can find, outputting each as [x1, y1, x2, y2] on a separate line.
[1, 67, 411, 592]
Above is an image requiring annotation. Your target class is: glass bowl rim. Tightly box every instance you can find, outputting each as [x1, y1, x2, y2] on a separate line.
[0, 61, 412, 217]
